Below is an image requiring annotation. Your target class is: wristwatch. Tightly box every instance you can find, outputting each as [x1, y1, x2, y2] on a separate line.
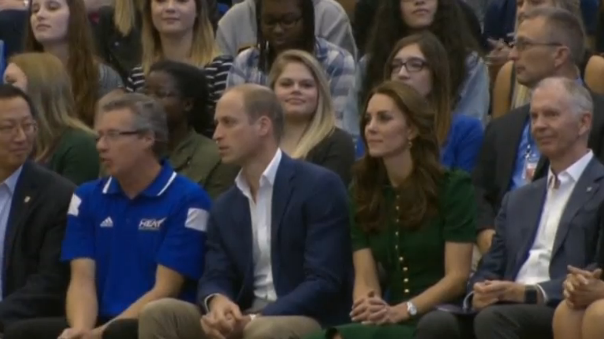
[525, 285, 538, 304]
[406, 301, 418, 318]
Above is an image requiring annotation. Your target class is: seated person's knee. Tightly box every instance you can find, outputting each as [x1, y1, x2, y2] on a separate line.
[474, 306, 502, 332]
[139, 298, 185, 321]
[416, 310, 461, 338]
[585, 299, 604, 321]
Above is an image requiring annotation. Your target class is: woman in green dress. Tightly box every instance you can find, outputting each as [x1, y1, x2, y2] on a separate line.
[305, 80, 476, 339]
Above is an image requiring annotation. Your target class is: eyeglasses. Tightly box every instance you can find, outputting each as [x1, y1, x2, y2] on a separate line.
[512, 39, 562, 52]
[96, 130, 141, 142]
[0, 121, 37, 137]
[261, 15, 302, 29]
[390, 58, 429, 74]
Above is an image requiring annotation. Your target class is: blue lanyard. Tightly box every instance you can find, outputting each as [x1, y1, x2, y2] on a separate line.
[525, 122, 534, 158]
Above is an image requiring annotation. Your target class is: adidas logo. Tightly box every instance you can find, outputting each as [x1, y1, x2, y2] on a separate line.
[100, 217, 113, 228]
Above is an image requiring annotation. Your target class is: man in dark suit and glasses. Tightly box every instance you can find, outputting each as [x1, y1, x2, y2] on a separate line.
[473, 6, 604, 255]
[0, 84, 74, 331]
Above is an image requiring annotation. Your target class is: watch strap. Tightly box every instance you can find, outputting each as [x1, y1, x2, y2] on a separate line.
[525, 285, 538, 304]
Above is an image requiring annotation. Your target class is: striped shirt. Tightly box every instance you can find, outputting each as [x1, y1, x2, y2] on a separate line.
[125, 55, 233, 116]
[226, 38, 356, 126]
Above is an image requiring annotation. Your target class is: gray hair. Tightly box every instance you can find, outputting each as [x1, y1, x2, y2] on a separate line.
[535, 77, 593, 116]
[97, 93, 169, 158]
[522, 7, 585, 66]
[229, 84, 285, 141]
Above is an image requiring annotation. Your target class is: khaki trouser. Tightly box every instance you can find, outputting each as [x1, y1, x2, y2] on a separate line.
[138, 299, 322, 339]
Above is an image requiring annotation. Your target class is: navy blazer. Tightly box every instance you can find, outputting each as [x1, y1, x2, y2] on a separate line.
[470, 158, 604, 306]
[197, 154, 352, 326]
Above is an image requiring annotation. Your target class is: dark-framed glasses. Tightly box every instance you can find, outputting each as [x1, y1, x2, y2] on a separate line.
[390, 58, 429, 74]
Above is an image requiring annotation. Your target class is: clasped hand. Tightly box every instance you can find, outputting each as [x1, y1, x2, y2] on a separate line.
[563, 266, 604, 309]
[201, 295, 252, 339]
[472, 280, 524, 310]
[349, 291, 407, 326]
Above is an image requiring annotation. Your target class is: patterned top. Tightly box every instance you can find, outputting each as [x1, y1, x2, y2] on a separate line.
[226, 37, 356, 126]
[124, 55, 233, 116]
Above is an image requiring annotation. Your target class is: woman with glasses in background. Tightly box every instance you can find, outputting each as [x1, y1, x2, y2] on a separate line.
[384, 32, 483, 172]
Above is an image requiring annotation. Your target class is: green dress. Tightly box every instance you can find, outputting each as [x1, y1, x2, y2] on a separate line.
[47, 128, 99, 185]
[305, 170, 476, 339]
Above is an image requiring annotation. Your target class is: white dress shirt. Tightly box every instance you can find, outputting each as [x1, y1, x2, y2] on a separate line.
[515, 151, 594, 289]
[235, 149, 283, 302]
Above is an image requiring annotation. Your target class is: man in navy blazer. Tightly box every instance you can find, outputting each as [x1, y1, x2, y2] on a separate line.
[138, 84, 352, 339]
[415, 78, 604, 339]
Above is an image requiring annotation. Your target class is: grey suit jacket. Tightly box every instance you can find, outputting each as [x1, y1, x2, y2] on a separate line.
[470, 157, 604, 306]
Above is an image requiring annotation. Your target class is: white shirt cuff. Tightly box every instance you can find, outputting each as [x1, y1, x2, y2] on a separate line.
[203, 293, 219, 313]
[463, 292, 474, 310]
[535, 284, 549, 303]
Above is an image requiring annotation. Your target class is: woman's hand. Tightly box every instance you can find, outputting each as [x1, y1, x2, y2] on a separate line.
[350, 291, 387, 323]
[365, 301, 409, 325]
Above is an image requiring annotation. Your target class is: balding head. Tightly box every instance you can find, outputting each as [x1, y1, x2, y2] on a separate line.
[214, 84, 284, 165]
[224, 84, 284, 141]
[534, 77, 593, 117]
[530, 77, 592, 160]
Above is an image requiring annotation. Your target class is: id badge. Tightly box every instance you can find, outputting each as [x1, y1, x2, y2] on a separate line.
[523, 154, 540, 181]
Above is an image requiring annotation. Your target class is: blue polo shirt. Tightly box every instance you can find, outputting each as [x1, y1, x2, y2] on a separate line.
[62, 162, 210, 318]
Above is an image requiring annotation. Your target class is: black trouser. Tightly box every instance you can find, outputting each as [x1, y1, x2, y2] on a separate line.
[415, 305, 555, 339]
[3, 317, 138, 339]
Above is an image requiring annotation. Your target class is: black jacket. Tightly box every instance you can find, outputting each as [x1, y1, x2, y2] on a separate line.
[93, 6, 142, 83]
[0, 161, 75, 330]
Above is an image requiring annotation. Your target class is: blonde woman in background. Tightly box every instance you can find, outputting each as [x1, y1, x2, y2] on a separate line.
[269, 49, 355, 185]
[491, 0, 604, 117]
[126, 0, 231, 119]
[3, 53, 99, 185]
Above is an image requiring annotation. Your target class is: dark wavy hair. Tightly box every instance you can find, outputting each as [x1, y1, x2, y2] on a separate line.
[255, 0, 315, 73]
[353, 81, 444, 232]
[149, 60, 211, 138]
[362, 0, 481, 109]
[24, 0, 99, 126]
[384, 32, 452, 147]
